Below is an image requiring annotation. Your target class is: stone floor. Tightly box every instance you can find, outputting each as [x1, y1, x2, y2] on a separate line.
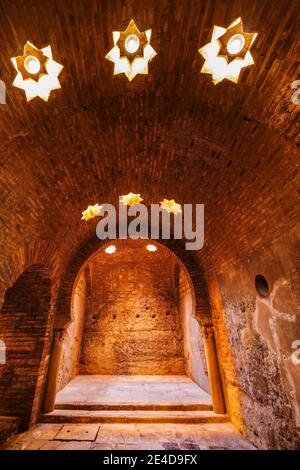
[0, 417, 19, 447]
[55, 375, 212, 409]
[2, 423, 256, 450]
[2, 376, 255, 450]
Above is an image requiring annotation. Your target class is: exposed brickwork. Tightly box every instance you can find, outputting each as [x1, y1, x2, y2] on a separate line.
[0, 0, 299, 449]
[79, 241, 185, 375]
[0, 267, 51, 429]
[56, 236, 212, 330]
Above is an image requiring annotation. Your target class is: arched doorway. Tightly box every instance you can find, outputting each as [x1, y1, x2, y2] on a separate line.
[0, 265, 51, 428]
[44, 240, 225, 419]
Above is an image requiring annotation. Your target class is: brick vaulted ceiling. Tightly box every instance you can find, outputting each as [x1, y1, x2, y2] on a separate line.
[0, 0, 299, 277]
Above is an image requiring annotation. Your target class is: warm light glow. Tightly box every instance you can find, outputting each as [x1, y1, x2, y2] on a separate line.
[121, 193, 143, 206]
[105, 245, 117, 254]
[125, 34, 140, 54]
[160, 198, 182, 215]
[106, 19, 157, 81]
[11, 41, 63, 101]
[24, 55, 41, 74]
[146, 244, 157, 252]
[199, 18, 258, 85]
[227, 34, 245, 55]
[81, 203, 103, 222]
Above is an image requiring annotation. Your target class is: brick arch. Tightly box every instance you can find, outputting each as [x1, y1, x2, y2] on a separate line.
[0, 241, 61, 428]
[0, 264, 52, 429]
[56, 234, 212, 329]
[0, 240, 61, 313]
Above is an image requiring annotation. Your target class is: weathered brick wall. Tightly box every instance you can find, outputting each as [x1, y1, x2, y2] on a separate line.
[0, 267, 51, 428]
[0, 0, 298, 446]
[210, 223, 300, 450]
[79, 241, 186, 375]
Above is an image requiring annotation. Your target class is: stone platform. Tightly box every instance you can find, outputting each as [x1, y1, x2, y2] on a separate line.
[55, 375, 212, 409]
[42, 375, 224, 424]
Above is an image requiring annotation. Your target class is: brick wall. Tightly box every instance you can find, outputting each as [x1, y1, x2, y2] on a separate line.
[79, 241, 186, 375]
[0, 0, 298, 446]
[0, 266, 51, 428]
[210, 223, 300, 450]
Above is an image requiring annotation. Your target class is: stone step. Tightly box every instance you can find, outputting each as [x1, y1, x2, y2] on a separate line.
[41, 409, 228, 424]
[55, 402, 213, 411]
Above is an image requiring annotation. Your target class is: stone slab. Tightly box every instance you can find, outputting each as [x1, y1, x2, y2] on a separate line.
[54, 424, 99, 441]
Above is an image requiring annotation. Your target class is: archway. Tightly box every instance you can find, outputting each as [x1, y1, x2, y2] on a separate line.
[43, 239, 225, 418]
[0, 265, 52, 429]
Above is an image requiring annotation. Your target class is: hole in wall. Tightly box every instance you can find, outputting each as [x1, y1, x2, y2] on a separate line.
[56, 238, 212, 397]
[255, 274, 270, 298]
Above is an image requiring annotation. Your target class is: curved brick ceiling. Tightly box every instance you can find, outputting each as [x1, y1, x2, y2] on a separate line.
[0, 0, 299, 277]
